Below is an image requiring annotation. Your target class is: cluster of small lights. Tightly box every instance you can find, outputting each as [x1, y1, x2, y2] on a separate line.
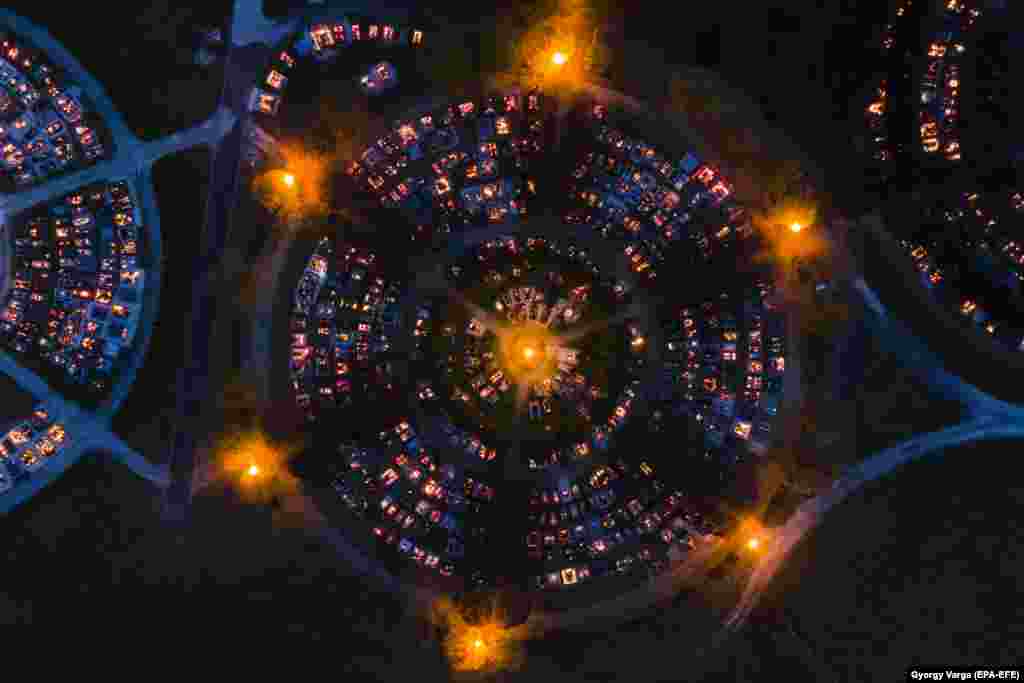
[918, 1, 978, 160]
[1, 181, 145, 391]
[904, 185, 1024, 351]
[260, 63, 798, 619]
[0, 405, 68, 493]
[0, 35, 107, 188]
[249, 20, 425, 116]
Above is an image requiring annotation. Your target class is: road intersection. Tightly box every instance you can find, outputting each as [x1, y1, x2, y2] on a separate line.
[0, 11, 236, 514]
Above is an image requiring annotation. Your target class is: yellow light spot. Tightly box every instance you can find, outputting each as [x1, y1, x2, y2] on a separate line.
[247, 464, 261, 477]
[473, 639, 484, 649]
[552, 51, 567, 66]
[790, 222, 803, 233]
[747, 538, 760, 550]
[523, 346, 535, 360]
[282, 173, 295, 187]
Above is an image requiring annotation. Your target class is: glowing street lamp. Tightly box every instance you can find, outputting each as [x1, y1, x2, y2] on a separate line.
[522, 346, 536, 361]
[281, 172, 296, 188]
[551, 51, 568, 66]
[473, 639, 484, 650]
[747, 537, 760, 550]
[246, 464, 261, 478]
[789, 222, 803, 234]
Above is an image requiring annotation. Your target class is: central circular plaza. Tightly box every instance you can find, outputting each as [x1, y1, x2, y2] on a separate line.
[496, 320, 555, 384]
[273, 75, 788, 604]
[427, 239, 638, 457]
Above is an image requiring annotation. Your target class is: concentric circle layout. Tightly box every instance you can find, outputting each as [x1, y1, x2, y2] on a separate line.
[284, 89, 789, 602]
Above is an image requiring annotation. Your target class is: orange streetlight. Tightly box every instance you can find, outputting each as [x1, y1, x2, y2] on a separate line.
[747, 537, 760, 550]
[282, 173, 296, 188]
[523, 346, 535, 360]
[246, 464, 261, 478]
[552, 51, 568, 66]
[789, 222, 803, 234]
[473, 639, 484, 650]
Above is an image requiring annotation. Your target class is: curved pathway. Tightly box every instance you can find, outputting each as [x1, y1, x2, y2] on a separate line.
[210, 14, 809, 639]
[155, 3, 1010, 662]
[722, 214, 1024, 633]
[725, 414, 1024, 631]
[0, 11, 236, 515]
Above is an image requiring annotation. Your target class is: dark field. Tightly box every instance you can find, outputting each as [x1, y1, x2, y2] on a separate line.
[0, 455, 443, 669]
[112, 149, 211, 463]
[751, 440, 1024, 682]
[0, 374, 35, 425]
[4, 0, 229, 140]
[496, 441, 1024, 682]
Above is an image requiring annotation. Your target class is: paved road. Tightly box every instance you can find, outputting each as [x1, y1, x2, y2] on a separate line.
[0, 11, 235, 514]
[0, 107, 236, 216]
[0, 9, 134, 145]
[851, 213, 1024, 405]
[720, 216, 1024, 632]
[164, 0, 265, 521]
[0, 348, 169, 515]
[724, 413, 1024, 631]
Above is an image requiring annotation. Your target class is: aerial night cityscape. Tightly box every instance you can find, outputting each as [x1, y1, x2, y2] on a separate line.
[0, 0, 1021, 678]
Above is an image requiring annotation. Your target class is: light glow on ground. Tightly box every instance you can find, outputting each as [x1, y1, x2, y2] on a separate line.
[213, 429, 300, 503]
[751, 199, 826, 276]
[433, 597, 528, 673]
[504, 0, 607, 95]
[252, 143, 330, 227]
[495, 321, 559, 391]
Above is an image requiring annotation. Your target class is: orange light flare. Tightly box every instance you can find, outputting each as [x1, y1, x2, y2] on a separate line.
[214, 429, 299, 502]
[432, 597, 528, 673]
[509, 0, 605, 94]
[750, 200, 826, 275]
[736, 516, 771, 555]
[496, 322, 558, 388]
[253, 142, 330, 226]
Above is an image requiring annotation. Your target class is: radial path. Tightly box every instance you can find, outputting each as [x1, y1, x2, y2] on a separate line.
[0, 11, 236, 514]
